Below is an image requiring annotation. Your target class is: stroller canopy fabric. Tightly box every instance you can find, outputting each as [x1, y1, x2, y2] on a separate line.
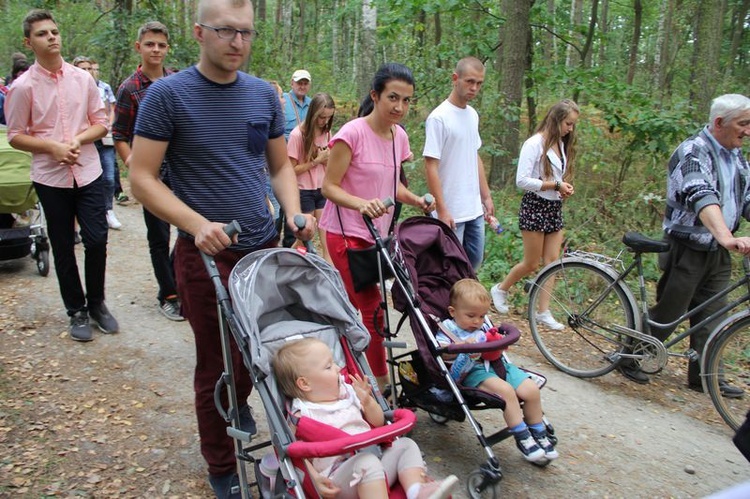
[0, 126, 35, 214]
[229, 248, 370, 377]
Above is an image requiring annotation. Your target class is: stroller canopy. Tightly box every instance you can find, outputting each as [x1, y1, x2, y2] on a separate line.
[0, 126, 35, 214]
[391, 216, 476, 321]
[229, 248, 370, 377]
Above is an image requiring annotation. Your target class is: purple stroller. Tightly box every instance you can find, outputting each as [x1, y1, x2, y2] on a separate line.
[372, 216, 556, 498]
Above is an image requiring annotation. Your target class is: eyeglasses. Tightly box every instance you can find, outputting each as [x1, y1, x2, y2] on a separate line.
[198, 23, 258, 42]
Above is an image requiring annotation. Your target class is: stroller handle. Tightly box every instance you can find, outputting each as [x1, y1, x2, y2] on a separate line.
[293, 214, 316, 254]
[224, 220, 242, 237]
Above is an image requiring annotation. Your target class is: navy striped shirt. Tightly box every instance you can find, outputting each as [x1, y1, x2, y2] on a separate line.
[134, 66, 284, 251]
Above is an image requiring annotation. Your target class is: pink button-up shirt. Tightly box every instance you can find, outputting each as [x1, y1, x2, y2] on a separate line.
[5, 61, 108, 188]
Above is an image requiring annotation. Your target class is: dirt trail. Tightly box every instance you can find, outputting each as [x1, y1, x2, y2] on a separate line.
[1, 195, 748, 498]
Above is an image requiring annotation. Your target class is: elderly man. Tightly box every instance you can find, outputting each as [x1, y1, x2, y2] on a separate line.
[619, 94, 750, 397]
[283, 68, 311, 140]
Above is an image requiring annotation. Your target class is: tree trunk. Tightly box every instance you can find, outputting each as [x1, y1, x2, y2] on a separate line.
[332, 0, 340, 75]
[572, 0, 598, 102]
[597, 0, 609, 66]
[566, 0, 584, 68]
[490, 0, 532, 188]
[725, 0, 749, 77]
[256, 0, 266, 22]
[297, 0, 305, 47]
[653, 0, 670, 98]
[358, 0, 377, 98]
[626, 0, 642, 85]
[544, 0, 557, 66]
[690, 0, 725, 119]
[525, 26, 537, 137]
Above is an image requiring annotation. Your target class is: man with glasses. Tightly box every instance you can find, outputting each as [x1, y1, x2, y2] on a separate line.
[112, 21, 182, 322]
[128, 1, 313, 497]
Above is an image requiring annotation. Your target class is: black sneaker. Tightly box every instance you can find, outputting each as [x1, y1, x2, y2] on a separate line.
[691, 380, 745, 399]
[116, 192, 129, 204]
[159, 297, 185, 321]
[69, 311, 93, 342]
[530, 427, 559, 460]
[514, 428, 547, 463]
[617, 359, 650, 384]
[238, 404, 257, 436]
[89, 302, 119, 334]
[208, 471, 241, 499]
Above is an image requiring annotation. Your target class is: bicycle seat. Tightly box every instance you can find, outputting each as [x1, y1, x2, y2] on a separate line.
[622, 232, 671, 253]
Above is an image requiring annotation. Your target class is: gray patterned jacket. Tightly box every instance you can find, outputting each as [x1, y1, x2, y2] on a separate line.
[663, 127, 750, 251]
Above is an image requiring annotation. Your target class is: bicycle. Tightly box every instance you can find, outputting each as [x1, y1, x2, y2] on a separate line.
[525, 231, 749, 430]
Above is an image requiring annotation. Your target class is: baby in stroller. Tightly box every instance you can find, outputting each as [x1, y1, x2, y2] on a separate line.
[273, 337, 459, 499]
[437, 279, 558, 464]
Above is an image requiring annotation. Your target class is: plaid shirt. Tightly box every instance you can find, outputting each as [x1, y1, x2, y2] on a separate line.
[112, 66, 173, 144]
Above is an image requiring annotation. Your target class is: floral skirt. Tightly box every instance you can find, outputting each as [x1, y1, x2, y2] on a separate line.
[518, 191, 563, 233]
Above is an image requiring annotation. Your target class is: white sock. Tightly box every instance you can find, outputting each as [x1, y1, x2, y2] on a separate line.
[406, 482, 422, 499]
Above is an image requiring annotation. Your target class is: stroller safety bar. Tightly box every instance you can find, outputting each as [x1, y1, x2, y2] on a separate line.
[440, 323, 521, 355]
[287, 409, 417, 459]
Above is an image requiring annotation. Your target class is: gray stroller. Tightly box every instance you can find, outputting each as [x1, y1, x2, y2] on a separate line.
[204, 241, 418, 498]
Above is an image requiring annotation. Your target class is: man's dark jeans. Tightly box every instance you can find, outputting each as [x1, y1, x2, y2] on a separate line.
[142, 207, 177, 303]
[34, 176, 108, 314]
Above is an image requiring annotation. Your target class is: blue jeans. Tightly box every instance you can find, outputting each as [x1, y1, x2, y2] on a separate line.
[454, 215, 485, 271]
[33, 176, 109, 315]
[95, 140, 116, 210]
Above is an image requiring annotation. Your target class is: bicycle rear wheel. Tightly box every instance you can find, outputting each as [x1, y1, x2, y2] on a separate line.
[704, 317, 750, 431]
[528, 260, 637, 378]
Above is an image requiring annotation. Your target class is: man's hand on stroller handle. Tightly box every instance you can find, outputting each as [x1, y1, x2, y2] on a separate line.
[290, 213, 316, 241]
[195, 220, 241, 255]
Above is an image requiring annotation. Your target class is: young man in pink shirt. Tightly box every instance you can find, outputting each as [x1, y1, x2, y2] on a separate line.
[5, 9, 119, 342]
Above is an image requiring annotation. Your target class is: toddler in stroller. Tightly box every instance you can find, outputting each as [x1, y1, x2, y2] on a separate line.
[273, 338, 459, 499]
[437, 279, 558, 464]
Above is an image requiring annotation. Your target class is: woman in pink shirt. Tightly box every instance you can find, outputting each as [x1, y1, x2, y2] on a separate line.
[287, 92, 335, 262]
[320, 63, 434, 391]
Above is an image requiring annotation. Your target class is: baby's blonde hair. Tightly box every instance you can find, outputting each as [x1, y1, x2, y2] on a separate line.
[272, 338, 325, 400]
[449, 278, 491, 308]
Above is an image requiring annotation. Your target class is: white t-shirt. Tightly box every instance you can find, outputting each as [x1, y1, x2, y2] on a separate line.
[423, 100, 483, 223]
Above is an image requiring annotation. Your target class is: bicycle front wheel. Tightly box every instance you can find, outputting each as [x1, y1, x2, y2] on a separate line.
[528, 260, 637, 378]
[704, 317, 750, 431]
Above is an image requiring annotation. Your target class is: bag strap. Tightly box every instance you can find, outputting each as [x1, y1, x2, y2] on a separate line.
[434, 316, 463, 344]
[288, 92, 303, 126]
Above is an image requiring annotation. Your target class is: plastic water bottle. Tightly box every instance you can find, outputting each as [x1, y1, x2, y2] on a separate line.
[485, 215, 503, 234]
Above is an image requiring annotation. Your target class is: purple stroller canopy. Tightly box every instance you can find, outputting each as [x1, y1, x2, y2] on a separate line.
[391, 216, 476, 322]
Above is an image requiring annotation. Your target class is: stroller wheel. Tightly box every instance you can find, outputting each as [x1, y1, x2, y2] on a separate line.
[428, 412, 449, 425]
[467, 470, 499, 498]
[37, 250, 49, 277]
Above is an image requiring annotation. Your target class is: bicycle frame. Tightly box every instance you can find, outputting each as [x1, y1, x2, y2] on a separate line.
[583, 249, 750, 357]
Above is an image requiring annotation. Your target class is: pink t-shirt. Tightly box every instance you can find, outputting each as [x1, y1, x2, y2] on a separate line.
[287, 125, 329, 190]
[319, 118, 411, 243]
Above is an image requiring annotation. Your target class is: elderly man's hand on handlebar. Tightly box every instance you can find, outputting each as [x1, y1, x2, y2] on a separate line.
[728, 236, 750, 255]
